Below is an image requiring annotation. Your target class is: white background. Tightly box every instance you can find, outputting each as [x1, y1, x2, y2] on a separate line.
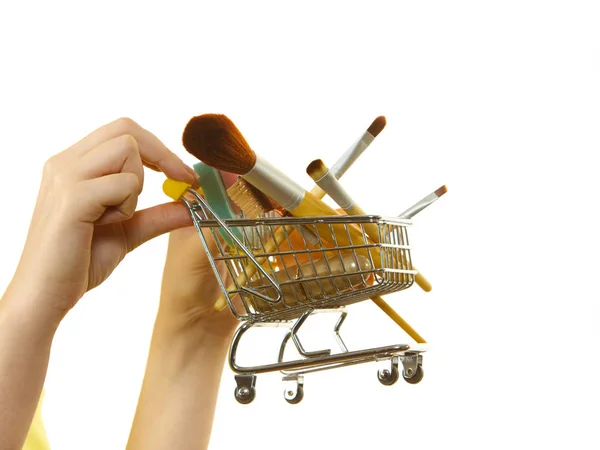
[1, 1, 599, 449]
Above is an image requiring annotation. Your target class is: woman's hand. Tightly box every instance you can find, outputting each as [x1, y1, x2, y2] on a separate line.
[158, 214, 239, 341]
[128, 172, 240, 450]
[6, 117, 198, 320]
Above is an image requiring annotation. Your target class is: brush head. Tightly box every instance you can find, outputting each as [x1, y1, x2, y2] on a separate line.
[367, 116, 386, 137]
[306, 159, 330, 181]
[227, 178, 274, 219]
[434, 185, 448, 197]
[182, 114, 256, 175]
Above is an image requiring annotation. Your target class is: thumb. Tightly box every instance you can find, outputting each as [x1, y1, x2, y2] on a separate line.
[123, 202, 192, 252]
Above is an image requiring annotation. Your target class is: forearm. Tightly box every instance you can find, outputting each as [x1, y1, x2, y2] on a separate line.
[127, 312, 231, 450]
[0, 283, 61, 449]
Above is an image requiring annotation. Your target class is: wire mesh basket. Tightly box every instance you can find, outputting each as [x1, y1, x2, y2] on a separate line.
[179, 189, 425, 404]
[181, 190, 417, 322]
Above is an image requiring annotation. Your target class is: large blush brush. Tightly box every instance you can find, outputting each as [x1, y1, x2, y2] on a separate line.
[182, 114, 382, 310]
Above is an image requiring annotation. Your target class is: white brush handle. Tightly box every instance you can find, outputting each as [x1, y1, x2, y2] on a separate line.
[312, 168, 355, 211]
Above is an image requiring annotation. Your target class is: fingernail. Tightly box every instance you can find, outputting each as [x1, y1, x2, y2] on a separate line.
[191, 178, 201, 190]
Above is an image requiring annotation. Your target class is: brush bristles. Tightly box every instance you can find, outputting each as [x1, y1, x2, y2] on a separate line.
[182, 114, 256, 175]
[306, 159, 329, 180]
[434, 185, 448, 197]
[227, 178, 273, 219]
[367, 116, 386, 137]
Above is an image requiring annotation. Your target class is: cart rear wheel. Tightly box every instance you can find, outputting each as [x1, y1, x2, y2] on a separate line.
[403, 364, 424, 384]
[234, 386, 256, 404]
[284, 385, 304, 404]
[377, 366, 400, 386]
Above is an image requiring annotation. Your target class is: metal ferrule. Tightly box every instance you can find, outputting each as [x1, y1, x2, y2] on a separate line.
[244, 154, 305, 210]
[330, 132, 374, 178]
[398, 192, 439, 219]
[314, 169, 355, 211]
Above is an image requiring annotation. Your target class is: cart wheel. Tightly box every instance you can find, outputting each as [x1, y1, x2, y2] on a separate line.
[377, 366, 400, 386]
[234, 386, 256, 404]
[403, 364, 424, 385]
[284, 385, 304, 404]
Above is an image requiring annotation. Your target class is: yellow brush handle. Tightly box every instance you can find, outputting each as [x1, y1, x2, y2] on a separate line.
[214, 193, 378, 310]
[311, 183, 431, 292]
[214, 224, 296, 311]
[346, 204, 431, 292]
[309, 184, 326, 199]
[292, 193, 380, 265]
[346, 204, 380, 242]
[371, 295, 426, 343]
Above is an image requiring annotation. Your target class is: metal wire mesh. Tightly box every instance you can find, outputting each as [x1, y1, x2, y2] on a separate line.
[183, 191, 417, 322]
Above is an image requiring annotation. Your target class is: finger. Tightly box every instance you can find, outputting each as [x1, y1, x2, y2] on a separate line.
[122, 202, 192, 252]
[220, 170, 238, 189]
[76, 173, 141, 224]
[75, 134, 144, 189]
[69, 117, 198, 184]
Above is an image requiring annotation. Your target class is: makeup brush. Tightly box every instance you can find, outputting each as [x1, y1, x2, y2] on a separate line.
[306, 158, 434, 292]
[307, 159, 380, 239]
[398, 185, 448, 219]
[182, 115, 378, 249]
[227, 177, 275, 219]
[182, 114, 382, 310]
[310, 116, 386, 199]
[307, 159, 427, 342]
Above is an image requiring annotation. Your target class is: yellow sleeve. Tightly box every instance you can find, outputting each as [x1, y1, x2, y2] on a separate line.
[22, 391, 51, 450]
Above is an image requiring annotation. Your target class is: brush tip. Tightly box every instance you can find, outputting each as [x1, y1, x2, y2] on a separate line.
[182, 114, 256, 175]
[434, 185, 448, 197]
[306, 159, 329, 180]
[367, 116, 386, 137]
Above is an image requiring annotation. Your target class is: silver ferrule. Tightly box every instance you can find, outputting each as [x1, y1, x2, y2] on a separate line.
[398, 192, 439, 219]
[244, 154, 305, 210]
[314, 169, 355, 211]
[330, 131, 374, 179]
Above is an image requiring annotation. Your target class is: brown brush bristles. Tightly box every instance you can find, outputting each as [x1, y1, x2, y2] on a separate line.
[435, 185, 448, 197]
[306, 159, 329, 180]
[182, 114, 256, 175]
[367, 116, 386, 137]
[227, 179, 274, 219]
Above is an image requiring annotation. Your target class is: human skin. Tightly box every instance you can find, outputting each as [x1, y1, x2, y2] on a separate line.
[0, 117, 199, 449]
[127, 226, 239, 450]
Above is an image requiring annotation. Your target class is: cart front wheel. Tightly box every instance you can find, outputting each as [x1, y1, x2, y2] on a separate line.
[234, 386, 256, 404]
[403, 364, 424, 384]
[377, 366, 400, 386]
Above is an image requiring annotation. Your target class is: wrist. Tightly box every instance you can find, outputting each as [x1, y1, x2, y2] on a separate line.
[153, 312, 232, 349]
[2, 279, 65, 334]
[146, 314, 232, 379]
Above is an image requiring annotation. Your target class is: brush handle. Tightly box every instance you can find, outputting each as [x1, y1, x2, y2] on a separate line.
[213, 223, 296, 311]
[346, 204, 431, 292]
[213, 193, 377, 311]
[346, 205, 380, 242]
[249, 253, 373, 313]
[310, 180, 432, 293]
[371, 295, 426, 343]
[292, 193, 381, 268]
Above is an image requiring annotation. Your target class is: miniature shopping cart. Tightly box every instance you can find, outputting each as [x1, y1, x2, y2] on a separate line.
[180, 188, 427, 404]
